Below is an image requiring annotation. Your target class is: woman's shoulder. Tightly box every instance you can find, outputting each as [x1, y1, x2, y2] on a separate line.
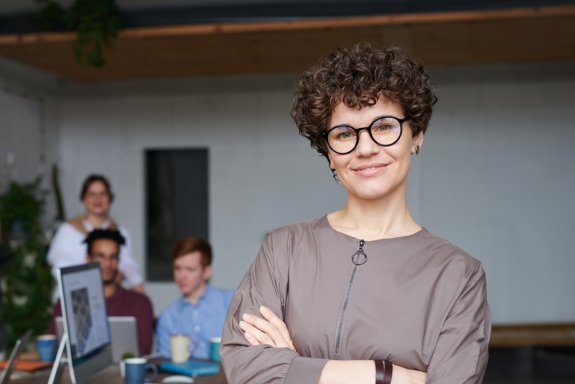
[268, 216, 325, 236]
[256, 217, 327, 262]
[53, 220, 83, 239]
[417, 229, 483, 276]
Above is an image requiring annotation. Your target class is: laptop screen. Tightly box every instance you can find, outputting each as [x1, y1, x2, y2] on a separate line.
[57, 262, 113, 383]
[55, 316, 138, 362]
[0, 330, 31, 384]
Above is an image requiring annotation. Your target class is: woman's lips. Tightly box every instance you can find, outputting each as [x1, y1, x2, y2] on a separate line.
[352, 163, 388, 176]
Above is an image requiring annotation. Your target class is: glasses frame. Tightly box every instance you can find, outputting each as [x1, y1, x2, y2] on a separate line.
[322, 115, 408, 155]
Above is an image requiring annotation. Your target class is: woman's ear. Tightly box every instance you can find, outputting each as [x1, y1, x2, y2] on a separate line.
[412, 132, 424, 154]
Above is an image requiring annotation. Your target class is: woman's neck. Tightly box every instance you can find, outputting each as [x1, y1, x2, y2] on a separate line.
[328, 192, 420, 241]
[85, 212, 109, 228]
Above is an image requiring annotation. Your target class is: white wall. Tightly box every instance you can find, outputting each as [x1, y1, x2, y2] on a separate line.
[423, 64, 575, 323]
[4, 61, 574, 323]
[0, 57, 61, 229]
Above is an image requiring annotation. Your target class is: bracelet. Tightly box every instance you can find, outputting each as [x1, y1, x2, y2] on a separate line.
[374, 360, 385, 384]
[383, 360, 393, 384]
[374, 360, 393, 384]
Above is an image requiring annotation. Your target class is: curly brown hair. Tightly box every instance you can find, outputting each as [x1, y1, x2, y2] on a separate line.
[291, 43, 437, 159]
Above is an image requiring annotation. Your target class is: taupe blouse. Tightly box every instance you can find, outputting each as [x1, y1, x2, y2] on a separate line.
[222, 216, 490, 384]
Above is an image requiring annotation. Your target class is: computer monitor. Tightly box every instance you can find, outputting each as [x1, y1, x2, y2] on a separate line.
[57, 262, 113, 384]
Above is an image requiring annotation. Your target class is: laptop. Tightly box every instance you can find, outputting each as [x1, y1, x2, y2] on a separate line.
[56, 316, 139, 362]
[0, 329, 32, 384]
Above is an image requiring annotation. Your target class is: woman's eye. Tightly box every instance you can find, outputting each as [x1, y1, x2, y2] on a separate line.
[333, 128, 355, 140]
[373, 123, 393, 132]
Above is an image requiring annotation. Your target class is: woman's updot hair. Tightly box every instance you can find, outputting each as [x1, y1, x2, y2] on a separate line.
[172, 236, 213, 267]
[291, 43, 437, 159]
[80, 174, 114, 201]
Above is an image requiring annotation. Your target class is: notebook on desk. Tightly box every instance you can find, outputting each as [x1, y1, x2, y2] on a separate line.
[159, 360, 220, 377]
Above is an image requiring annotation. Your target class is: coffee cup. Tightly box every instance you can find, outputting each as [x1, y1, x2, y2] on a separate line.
[36, 335, 57, 362]
[124, 357, 157, 384]
[209, 337, 221, 362]
[170, 334, 191, 363]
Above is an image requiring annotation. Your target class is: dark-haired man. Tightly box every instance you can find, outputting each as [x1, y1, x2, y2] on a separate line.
[49, 229, 154, 355]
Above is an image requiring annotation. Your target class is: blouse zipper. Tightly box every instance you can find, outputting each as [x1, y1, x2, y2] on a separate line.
[334, 239, 366, 354]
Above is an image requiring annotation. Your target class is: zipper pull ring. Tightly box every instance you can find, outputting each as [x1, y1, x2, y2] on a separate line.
[351, 239, 367, 265]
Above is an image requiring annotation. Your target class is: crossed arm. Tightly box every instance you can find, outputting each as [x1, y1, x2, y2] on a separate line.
[239, 305, 427, 384]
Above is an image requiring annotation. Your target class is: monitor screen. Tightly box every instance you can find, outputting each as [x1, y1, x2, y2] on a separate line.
[57, 262, 113, 383]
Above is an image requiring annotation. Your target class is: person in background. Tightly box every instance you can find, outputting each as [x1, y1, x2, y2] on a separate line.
[47, 174, 144, 293]
[155, 236, 234, 360]
[221, 44, 490, 384]
[49, 229, 154, 356]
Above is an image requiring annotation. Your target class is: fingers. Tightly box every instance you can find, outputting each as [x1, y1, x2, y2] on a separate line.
[241, 312, 286, 347]
[239, 315, 276, 347]
[239, 306, 295, 351]
[259, 306, 295, 350]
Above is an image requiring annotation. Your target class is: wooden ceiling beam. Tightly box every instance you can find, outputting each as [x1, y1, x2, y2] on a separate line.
[0, 5, 573, 82]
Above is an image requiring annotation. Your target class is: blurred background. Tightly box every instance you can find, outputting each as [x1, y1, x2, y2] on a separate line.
[1, 0, 574, 381]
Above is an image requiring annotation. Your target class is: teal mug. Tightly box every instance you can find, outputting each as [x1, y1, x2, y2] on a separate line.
[209, 337, 221, 362]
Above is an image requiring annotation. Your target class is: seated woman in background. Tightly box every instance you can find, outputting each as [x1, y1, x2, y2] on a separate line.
[156, 236, 234, 360]
[47, 174, 144, 293]
[221, 44, 490, 384]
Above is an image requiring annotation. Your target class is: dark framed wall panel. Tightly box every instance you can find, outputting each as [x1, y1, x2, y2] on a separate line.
[145, 148, 209, 281]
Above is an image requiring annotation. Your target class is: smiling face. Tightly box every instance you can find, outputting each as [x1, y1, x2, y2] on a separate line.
[327, 97, 423, 202]
[173, 251, 212, 302]
[82, 180, 111, 217]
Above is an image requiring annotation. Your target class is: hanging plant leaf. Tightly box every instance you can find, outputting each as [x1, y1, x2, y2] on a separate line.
[35, 0, 123, 67]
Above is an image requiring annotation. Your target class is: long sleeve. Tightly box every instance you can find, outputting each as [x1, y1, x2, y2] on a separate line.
[46, 224, 82, 279]
[155, 310, 172, 357]
[426, 263, 491, 384]
[133, 294, 155, 355]
[221, 230, 327, 384]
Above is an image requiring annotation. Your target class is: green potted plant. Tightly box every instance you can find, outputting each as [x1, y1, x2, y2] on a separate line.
[0, 178, 54, 348]
[35, 0, 123, 67]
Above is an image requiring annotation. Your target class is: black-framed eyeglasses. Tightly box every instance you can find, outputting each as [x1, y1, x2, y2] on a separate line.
[322, 115, 408, 155]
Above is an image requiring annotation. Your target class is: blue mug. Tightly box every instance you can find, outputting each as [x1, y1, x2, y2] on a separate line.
[124, 358, 157, 384]
[36, 335, 57, 362]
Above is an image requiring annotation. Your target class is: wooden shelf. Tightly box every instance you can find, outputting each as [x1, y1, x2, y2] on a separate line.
[0, 5, 574, 82]
[491, 323, 575, 347]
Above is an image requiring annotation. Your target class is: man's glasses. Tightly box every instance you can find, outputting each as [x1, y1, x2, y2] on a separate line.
[322, 115, 408, 155]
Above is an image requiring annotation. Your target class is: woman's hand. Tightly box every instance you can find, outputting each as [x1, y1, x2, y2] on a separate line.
[239, 306, 296, 351]
[391, 365, 427, 384]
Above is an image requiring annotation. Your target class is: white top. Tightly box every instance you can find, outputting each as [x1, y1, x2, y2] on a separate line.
[47, 219, 144, 287]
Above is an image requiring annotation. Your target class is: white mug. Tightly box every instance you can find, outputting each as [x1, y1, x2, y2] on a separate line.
[170, 334, 191, 363]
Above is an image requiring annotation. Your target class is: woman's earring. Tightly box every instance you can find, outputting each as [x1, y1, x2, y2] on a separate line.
[331, 168, 340, 183]
[412, 145, 420, 155]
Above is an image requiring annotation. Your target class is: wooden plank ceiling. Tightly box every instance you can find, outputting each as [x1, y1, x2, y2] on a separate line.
[0, 5, 574, 83]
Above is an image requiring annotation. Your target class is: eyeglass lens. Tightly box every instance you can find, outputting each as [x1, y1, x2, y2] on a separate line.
[326, 116, 403, 154]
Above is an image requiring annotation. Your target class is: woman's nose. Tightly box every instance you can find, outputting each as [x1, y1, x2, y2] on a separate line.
[355, 130, 378, 156]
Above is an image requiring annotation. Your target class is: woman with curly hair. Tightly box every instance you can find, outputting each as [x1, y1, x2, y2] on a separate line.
[221, 44, 490, 384]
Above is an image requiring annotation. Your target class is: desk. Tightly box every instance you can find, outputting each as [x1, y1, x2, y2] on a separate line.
[11, 360, 227, 384]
